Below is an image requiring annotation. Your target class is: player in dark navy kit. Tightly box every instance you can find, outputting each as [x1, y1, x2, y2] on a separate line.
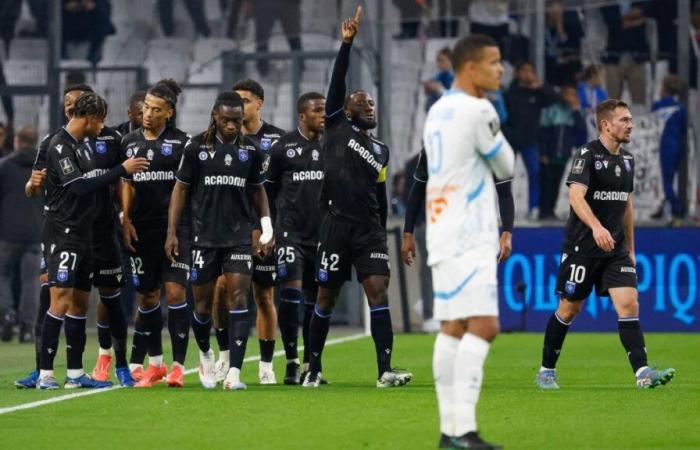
[304, 8, 412, 388]
[37, 92, 149, 389]
[120, 79, 192, 388]
[535, 99, 675, 390]
[401, 148, 515, 267]
[16, 84, 93, 389]
[114, 91, 146, 136]
[165, 91, 274, 390]
[265, 91, 326, 385]
[208, 78, 284, 384]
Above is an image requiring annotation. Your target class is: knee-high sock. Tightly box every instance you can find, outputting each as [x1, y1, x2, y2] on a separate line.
[433, 333, 460, 436]
[191, 311, 212, 353]
[215, 327, 228, 352]
[618, 317, 648, 373]
[130, 315, 147, 366]
[228, 309, 250, 370]
[34, 283, 50, 371]
[138, 303, 163, 359]
[370, 305, 394, 377]
[40, 312, 63, 371]
[278, 288, 303, 361]
[97, 322, 112, 351]
[100, 291, 128, 368]
[453, 333, 490, 437]
[64, 314, 87, 372]
[541, 312, 571, 369]
[168, 301, 189, 364]
[302, 300, 314, 364]
[307, 305, 331, 373]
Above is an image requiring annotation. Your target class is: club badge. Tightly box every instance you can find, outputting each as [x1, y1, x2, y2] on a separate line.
[277, 263, 287, 278]
[161, 143, 173, 156]
[260, 138, 272, 151]
[96, 141, 107, 154]
[238, 148, 249, 162]
[565, 281, 576, 295]
[190, 268, 198, 282]
[318, 268, 328, 282]
[57, 269, 68, 282]
[132, 274, 140, 287]
[372, 142, 382, 155]
[624, 160, 631, 172]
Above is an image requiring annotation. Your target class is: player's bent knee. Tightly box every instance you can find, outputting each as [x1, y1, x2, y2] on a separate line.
[138, 291, 161, 309]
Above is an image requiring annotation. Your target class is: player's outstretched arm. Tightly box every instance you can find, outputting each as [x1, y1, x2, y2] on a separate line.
[624, 196, 635, 265]
[326, 6, 362, 117]
[569, 183, 615, 252]
[69, 157, 149, 196]
[165, 181, 188, 263]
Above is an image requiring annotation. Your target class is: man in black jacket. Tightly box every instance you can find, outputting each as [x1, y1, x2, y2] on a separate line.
[0, 126, 42, 342]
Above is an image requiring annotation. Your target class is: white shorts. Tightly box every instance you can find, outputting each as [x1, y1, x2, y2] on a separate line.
[431, 246, 499, 321]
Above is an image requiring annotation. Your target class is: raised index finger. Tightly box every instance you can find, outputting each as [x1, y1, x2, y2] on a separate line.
[354, 5, 362, 23]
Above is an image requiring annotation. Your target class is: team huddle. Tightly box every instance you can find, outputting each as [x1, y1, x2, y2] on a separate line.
[12, 6, 676, 450]
[16, 7, 410, 393]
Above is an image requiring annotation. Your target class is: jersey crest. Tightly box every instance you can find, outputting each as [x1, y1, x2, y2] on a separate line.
[161, 143, 173, 156]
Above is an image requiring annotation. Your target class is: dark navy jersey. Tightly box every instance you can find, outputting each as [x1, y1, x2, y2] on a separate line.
[245, 121, 285, 155]
[113, 120, 137, 137]
[265, 128, 324, 245]
[563, 139, 635, 258]
[320, 112, 389, 225]
[120, 127, 190, 230]
[44, 129, 97, 234]
[176, 133, 264, 248]
[34, 128, 61, 214]
[84, 126, 122, 236]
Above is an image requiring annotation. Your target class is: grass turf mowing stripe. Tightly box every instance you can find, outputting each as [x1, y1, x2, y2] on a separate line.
[0, 332, 367, 416]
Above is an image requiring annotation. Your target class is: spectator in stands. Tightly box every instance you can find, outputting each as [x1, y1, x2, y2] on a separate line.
[577, 65, 608, 114]
[0, 122, 13, 157]
[504, 60, 557, 221]
[651, 75, 687, 226]
[648, 0, 679, 74]
[423, 46, 454, 111]
[468, 0, 510, 53]
[0, 60, 14, 133]
[0, 125, 42, 343]
[544, 0, 584, 87]
[391, 171, 407, 217]
[538, 84, 587, 220]
[62, 0, 116, 65]
[393, 0, 427, 39]
[159, 0, 211, 38]
[600, 2, 650, 105]
[487, 89, 508, 124]
[0, 0, 22, 53]
[250, 0, 303, 76]
[436, 0, 468, 38]
[17, 0, 49, 38]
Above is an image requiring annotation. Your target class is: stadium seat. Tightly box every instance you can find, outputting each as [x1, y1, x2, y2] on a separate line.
[192, 38, 237, 64]
[9, 39, 48, 61]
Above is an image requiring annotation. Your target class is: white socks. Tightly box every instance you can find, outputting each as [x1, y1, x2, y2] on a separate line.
[149, 355, 164, 366]
[99, 348, 112, 357]
[453, 333, 490, 437]
[433, 333, 460, 436]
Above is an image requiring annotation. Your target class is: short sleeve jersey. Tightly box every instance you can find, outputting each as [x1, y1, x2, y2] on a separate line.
[423, 89, 513, 265]
[246, 121, 285, 155]
[120, 127, 190, 230]
[83, 126, 122, 235]
[319, 111, 389, 225]
[176, 133, 264, 248]
[563, 139, 635, 258]
[265, 129, 324, 245]
[44, 129, 97, 234]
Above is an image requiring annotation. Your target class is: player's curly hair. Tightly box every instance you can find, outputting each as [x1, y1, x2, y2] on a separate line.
[72, 92, 108, 119]
[203, 92, 244, 150]
[148, 78, 181, 128]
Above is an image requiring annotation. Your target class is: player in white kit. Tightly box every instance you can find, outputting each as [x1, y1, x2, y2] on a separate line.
[423, 35, 515, 450]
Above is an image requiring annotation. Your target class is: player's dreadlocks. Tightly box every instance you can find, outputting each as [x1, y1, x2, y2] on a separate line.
[72, 92, 108, 119]
[148, 78, 181, 128]
[203, 91, 244, 150]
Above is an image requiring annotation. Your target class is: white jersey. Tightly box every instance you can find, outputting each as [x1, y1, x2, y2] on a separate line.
[423, 89, 513, 266]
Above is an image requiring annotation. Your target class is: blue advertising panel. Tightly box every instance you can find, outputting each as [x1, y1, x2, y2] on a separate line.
[498, 228, 700, 332]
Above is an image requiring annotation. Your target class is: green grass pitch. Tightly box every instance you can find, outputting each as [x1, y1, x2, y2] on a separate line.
[1, 332, 698, 449]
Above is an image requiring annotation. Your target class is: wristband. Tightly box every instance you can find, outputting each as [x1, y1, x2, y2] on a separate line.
[260, 216, 273, 245]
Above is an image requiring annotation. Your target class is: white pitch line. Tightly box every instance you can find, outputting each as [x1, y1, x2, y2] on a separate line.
[0, 333, 367, 416]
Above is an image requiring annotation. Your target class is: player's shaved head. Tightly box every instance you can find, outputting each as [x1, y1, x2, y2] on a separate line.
[344, 90, 376, 130]
[451, 34, 499, 72]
